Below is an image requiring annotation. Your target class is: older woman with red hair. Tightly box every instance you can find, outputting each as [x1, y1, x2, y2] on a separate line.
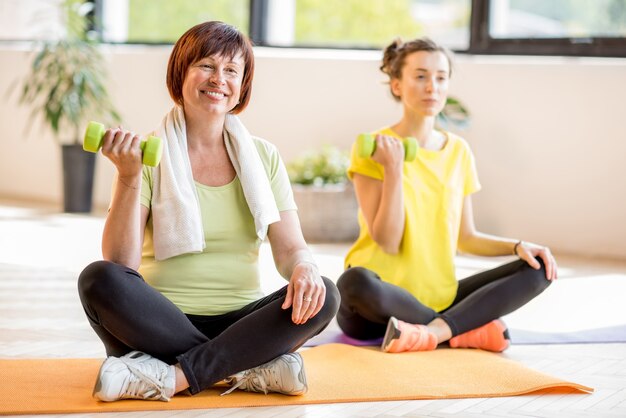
[78, 21, 338, 402]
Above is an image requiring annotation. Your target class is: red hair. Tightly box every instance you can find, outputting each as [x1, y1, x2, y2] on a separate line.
[166, 21, 254, 114]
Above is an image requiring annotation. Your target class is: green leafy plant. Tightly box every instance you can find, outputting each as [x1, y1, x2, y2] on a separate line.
[19, 0, 119, 144]
[287, 145, 349, 186]
[438, 96, 470, 130]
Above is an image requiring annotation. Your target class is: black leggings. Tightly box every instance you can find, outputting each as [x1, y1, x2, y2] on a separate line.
[78, 261, 340, 395]
[337, 257, 550, 340]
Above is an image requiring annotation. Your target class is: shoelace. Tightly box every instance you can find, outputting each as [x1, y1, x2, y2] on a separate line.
[119, 356, 170, 401]
[221, 364, 280, 396]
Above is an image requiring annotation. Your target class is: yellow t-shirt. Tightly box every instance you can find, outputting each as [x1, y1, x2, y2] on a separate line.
[344, 128, 481, 312]
[139, 137, 296, 315]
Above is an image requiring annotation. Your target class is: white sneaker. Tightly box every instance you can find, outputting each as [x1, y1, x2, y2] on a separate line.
[93, 351, 176, 402]
[222, 352, 307, 396]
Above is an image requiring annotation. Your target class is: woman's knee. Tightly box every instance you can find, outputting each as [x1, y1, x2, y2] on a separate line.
[77, 260, 135, 301]
[317, 276, 340, 321]
[523, 256, 552, 294]
[337, 267, 379, 303]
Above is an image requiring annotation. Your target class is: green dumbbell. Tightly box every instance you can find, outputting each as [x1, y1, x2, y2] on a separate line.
[357, 134, 418, 162]
[83, 121, 163, 167]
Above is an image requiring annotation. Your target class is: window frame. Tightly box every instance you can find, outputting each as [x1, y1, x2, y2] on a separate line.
[12, 0, 624, 58]
[249, 0, 268, 46]
[467, 0, 626, 58]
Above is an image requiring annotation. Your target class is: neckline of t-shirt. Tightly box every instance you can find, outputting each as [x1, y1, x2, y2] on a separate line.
[384, 127, 451, 157]
[194, 175, 239, 191]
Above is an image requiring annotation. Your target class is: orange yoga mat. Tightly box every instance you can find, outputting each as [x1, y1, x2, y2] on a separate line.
[0, 344, 592, 415]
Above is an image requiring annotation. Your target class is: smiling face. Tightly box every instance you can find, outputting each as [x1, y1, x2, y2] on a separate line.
[166, 21, 255, 114]
[182, 53, 245, 117]
[390, 50, 450, 117]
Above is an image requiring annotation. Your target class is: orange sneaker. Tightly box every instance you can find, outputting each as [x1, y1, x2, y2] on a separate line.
[448, 319, 510, 352]
[381, 316, 438, 353]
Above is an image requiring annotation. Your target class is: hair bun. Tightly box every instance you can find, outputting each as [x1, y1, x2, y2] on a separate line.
[380, 38, 403, 75]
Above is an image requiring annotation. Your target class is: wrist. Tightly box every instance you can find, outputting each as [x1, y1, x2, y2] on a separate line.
[293, 260, 319, 278]
[118, 175, 141, 190]
[384, 166, 403, 180]
[295, 260, 318, 270]
[513, 240, 524, 256]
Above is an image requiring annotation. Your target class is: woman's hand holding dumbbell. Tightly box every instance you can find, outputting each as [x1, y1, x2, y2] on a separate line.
[370, 134, 406, 172]
[357, 133, 418, 177]
[101, 127, 146, 179]
[83, 121, 163, 170]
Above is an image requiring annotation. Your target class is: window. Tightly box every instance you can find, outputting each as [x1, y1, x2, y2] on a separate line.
[469, 0, 626, 57]
[2, 0, 625, 57]
[100, 0, 249, 43]
[0, 0, 65, 41]
[253, 0, 470, 50]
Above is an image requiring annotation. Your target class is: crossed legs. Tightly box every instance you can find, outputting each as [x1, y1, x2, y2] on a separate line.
[337, 258, 551, 348]
[78, 261, 340, 395]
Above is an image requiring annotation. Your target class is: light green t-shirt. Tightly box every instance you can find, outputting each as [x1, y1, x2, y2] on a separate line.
[344, 128, 481, 312]
[139, 137, 296, 315]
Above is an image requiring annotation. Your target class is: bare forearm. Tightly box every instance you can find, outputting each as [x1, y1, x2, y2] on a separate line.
[102, 176, 143, 269]
[371, 171, 405, 253]
[458, 232, 518, 257]
[275, 247, 317, 280]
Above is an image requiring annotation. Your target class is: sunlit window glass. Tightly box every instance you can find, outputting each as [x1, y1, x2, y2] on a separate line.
[266, 0, 470, 50]
[102, 0, 249, 43]
[489, 0, 626, 39]
[0, 0, 64, 41]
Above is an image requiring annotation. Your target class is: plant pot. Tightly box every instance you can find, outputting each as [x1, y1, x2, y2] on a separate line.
[61, 144, 95, 213]
[292, 183, 359, 243]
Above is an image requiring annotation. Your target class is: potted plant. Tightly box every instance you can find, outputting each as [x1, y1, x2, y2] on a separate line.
[438, 96, 471, 130]
[18, 0, 120, 213]
[287, 145, 359, 243]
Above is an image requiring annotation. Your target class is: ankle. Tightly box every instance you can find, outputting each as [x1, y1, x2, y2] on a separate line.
[174, 364, 189, 394]
[427, 318, 452, 344]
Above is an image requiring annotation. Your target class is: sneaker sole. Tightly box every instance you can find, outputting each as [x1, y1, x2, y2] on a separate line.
[92, 358, 109, 399]
[92, 356, 123, 401]
[381, 316, 401, 352]
[288, 353, 308, 396]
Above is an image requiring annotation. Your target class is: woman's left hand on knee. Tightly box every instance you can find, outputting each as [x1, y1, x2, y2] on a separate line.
[517, 242, 558, 281]
[282, 262, 327, 324]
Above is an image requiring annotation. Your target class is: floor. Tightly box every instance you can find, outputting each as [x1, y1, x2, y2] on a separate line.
[1, 199, 625, 417]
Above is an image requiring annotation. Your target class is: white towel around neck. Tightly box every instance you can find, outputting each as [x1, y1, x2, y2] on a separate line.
[151, 106, 280, 261]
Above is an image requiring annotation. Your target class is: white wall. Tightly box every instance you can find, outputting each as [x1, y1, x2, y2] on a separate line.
[1, 44, 625, 259]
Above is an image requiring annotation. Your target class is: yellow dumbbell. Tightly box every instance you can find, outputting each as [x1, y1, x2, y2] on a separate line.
[83, 121, 162, 167]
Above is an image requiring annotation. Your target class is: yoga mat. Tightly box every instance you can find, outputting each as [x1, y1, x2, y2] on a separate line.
[304, 322, 626, 347]
[0, 344, 592, 415]
[305, 275, 626, 347]
[509, 324, 626, 344]
[503, 274, 626, 343]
